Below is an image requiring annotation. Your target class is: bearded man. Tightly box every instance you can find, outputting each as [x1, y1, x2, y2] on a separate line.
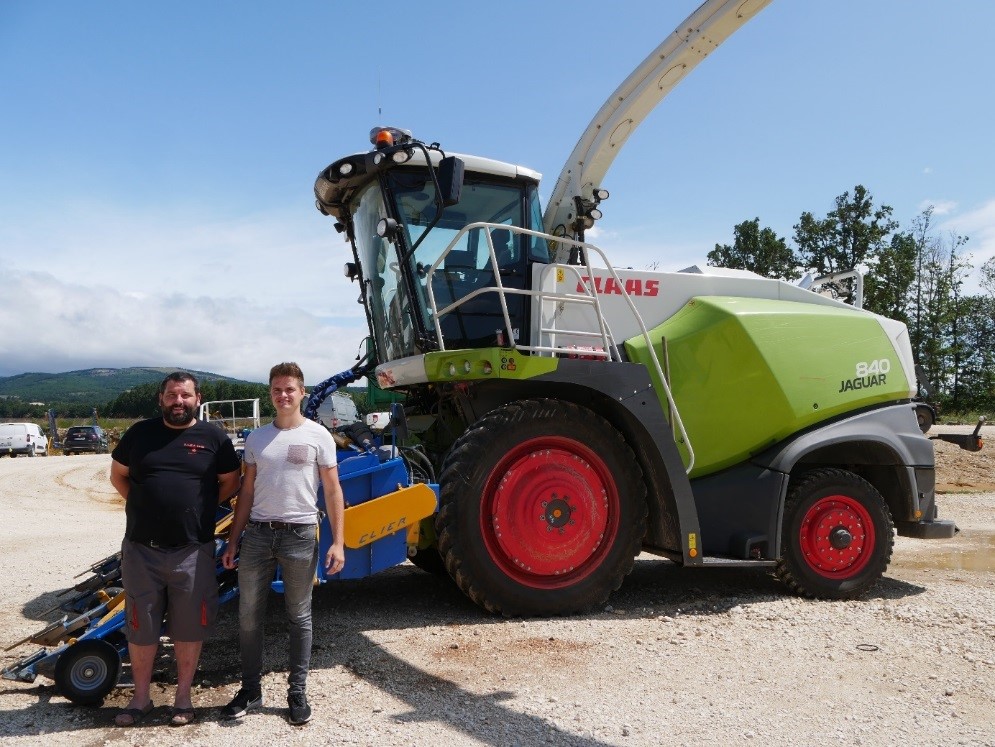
[109, 371, 241, 727]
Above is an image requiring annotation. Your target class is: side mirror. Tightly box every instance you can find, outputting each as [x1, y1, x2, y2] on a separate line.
[438, 156, 464, 207]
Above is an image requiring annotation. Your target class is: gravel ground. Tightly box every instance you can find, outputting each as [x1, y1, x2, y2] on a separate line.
[0, 431, 993, 747]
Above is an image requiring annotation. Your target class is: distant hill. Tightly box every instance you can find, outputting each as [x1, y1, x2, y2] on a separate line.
[0, 367, 259, 405]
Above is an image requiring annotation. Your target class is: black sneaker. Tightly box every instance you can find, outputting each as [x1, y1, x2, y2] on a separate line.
[221, 687, 262, 720]
[287, 691, 311, 725]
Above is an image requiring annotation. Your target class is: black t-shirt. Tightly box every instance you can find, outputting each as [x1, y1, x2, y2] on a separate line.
[112, 418, 241, 545]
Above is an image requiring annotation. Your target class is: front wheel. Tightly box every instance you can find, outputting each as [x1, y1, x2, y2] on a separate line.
[437, 399, 647, 616]
[776, 468, 893, 599]
[54, 639, 121, 705]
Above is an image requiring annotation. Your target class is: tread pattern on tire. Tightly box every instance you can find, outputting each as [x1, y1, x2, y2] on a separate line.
[775, 467, 894, 600]
[436, 398, 647, 616]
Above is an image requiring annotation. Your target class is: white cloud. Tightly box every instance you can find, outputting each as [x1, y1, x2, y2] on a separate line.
[938, 198, 995, 294]
[0, 270, 368, 383]
[0, 198, 375, 380]
[0, 200, 361, 321]
[921, 199, 957, 216]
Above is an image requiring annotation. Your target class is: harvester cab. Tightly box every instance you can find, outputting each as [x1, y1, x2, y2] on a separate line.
[319, 126, 547, 358]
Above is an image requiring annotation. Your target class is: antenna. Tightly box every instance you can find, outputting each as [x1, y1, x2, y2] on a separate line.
[377, 68, 382, 121]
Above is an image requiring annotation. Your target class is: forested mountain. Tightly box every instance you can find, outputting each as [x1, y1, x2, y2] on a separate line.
[0, 367, 255, 403]
[0, 367, 367, 420]
[0, 368, 259, 419]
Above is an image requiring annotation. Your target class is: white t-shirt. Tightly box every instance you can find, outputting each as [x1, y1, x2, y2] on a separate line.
[243, 420, 337, 524]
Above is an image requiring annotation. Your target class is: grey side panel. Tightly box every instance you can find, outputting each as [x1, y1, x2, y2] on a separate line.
[689, 465, 786, 559]
[755, 403, 933, 473]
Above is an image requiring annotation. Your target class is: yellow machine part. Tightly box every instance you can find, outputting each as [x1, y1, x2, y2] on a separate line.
[343, 483, 437, 549]
[95, 590, 126, 628]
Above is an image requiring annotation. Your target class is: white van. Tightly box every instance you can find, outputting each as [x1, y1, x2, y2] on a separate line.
[0, 422, 49, 457]
[316, 392, 360, 429]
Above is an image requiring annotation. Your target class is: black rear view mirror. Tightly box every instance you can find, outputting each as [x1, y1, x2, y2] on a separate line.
[438, 156, 464, 207]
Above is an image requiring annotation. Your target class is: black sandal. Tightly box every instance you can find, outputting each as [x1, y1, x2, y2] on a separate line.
[169, 706, 196, 726]
[114, 700, 154, 727]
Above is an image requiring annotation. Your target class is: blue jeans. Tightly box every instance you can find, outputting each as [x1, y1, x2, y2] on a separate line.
[236, 523, 319, 694]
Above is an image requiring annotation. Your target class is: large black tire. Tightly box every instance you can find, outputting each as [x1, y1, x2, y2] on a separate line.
[437, 399, 647, 616]
[54, 639, 121, 705]
[776, 468, 894, 599]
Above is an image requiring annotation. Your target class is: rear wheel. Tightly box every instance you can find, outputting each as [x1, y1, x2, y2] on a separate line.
[437, 399, 647, 616]
[915, 404, 934, 433]
[776, 468, 893, 599]
[54, 639, 121, 705]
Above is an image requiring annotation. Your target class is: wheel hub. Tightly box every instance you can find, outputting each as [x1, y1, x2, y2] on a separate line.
[542, 495, 575, 531]
[798, 495, 875, 578]
[829, 526, 853, 550]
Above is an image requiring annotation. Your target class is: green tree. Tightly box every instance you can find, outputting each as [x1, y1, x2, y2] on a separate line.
[794, 185, 898, 304]
[909, 224, 971, 404]
[980, 255, 995, 297]
[863, 231, 917, 323]
[955, 294, 995, 411]
[707, 218, 800, 280]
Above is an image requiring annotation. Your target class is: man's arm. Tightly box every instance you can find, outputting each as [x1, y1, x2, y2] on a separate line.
[217, 469, 241, 505]
[221, 463, 256, 569]
[319, 464, 345, 574]
[109, 459, 130, 500]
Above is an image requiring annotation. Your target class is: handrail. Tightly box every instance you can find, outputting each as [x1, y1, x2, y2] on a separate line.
[423, 222, 695, 473]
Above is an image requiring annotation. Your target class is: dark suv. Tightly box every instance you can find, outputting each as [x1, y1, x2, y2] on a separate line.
[63, 426, 109, 455]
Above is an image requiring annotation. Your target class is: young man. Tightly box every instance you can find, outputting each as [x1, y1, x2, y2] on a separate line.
[221, 362, 345, 725]
[109, 371, 242, 727]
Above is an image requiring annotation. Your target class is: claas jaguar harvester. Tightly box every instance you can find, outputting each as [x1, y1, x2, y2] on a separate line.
[313, 0, 960, 616]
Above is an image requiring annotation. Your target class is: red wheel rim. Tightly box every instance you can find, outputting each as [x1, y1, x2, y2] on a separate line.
[798, 494, 875, 579]
[480, 436, 620, 589]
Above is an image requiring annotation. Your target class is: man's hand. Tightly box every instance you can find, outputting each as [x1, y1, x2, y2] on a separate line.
[221, 543, 238, 570]
[324, 543, 345, 574]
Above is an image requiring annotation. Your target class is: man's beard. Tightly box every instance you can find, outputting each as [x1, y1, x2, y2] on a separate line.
[162, 403, 197, 426]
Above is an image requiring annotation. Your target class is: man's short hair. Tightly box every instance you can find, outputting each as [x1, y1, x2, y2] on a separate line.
[159, 371, 200, 395]
[269, 362, 305, 388]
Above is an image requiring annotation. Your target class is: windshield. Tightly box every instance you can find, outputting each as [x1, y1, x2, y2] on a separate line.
[351, 166, 551, 361]
[351, 182, 417, 362]
[389, 170, 548, 334]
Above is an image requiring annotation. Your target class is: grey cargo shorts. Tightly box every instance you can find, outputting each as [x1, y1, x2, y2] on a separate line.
[121, 539, 219, 645]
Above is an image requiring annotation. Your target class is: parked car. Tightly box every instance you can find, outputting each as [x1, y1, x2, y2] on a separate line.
[316, 392, 360, 429]
[62, 425, 109, 455]
[0, 422, 49, 457]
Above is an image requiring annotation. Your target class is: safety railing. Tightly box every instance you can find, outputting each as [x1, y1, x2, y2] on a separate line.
[424, 222, 695, 473]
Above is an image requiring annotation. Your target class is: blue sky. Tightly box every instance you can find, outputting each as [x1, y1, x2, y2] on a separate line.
[2, 1, 993, 383]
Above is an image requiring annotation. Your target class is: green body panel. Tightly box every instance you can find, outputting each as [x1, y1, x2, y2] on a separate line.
[625, 297, 909, 478]
[422, 348, 559, 383]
